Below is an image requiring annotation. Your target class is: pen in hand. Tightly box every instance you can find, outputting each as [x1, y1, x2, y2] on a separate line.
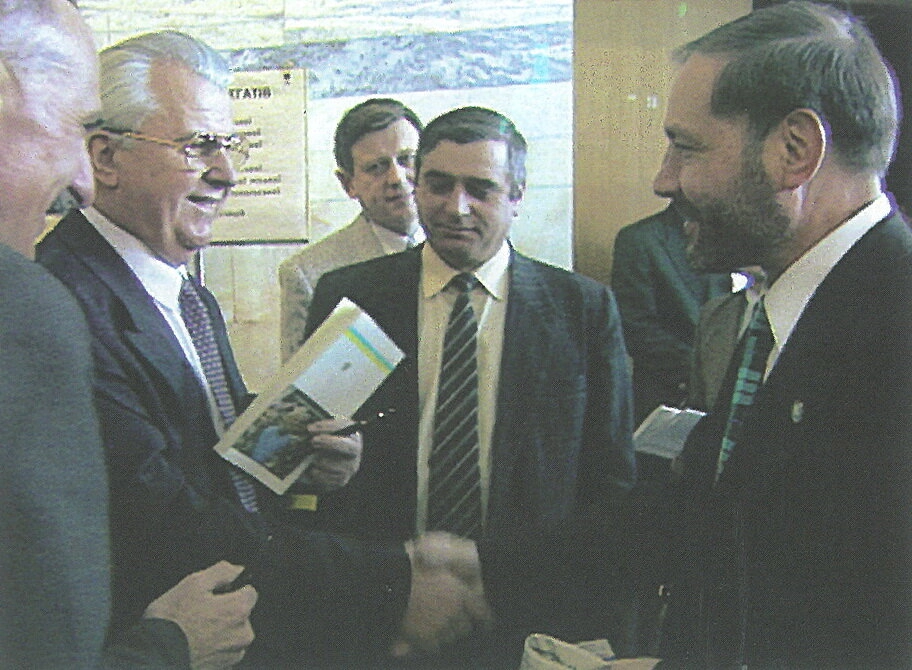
[330, 408, 396, 436]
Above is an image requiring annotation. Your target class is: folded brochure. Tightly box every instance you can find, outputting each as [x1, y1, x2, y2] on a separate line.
[215, 298, 404, 494]
[633, 404, 706, 460]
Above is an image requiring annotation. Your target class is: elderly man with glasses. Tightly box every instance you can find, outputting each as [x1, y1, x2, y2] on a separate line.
[38, 29, 486, 667]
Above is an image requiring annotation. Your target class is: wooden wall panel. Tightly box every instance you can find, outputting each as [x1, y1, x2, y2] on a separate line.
[573, 0, 751, 285]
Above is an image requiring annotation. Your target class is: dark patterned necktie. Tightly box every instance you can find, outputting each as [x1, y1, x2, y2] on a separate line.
[179, 276, 259, 513]
[427, 273, 482, 539]
[715, 298, 774, 484]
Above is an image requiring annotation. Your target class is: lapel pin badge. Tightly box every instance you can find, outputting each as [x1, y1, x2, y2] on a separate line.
[790, 400, 805, 424]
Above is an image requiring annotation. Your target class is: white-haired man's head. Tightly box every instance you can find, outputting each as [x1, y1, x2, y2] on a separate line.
[0, 0, 99, 257]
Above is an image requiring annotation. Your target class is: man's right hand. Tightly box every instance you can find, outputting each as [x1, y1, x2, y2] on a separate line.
[390, 532, 494, 659]
[143, 561, 258, 670]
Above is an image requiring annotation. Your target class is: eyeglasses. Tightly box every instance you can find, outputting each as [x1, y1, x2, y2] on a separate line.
[104, 129, 250, 172]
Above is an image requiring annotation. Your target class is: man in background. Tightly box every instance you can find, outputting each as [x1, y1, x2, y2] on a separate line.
[279, 98, 423, 361]
[611, 202, 729, 425]
[687, 266, 765, 413]
[651, 2, 912, 667]
[308, 106, 636, 666]
[0, 2, 256, 667]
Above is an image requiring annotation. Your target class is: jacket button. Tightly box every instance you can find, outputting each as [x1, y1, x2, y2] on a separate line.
[790, 400, 805, 424]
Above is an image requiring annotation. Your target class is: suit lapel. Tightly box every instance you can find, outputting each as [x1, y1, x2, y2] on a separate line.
[52, 211, 203, 407]
[497, 253, 554, 390]
[349, 214, 389, 258]
[329, 247, 421, 426]
[720, 215, 901, 484]
[364, 246, 421, 359]
[489, 254, 554, 506]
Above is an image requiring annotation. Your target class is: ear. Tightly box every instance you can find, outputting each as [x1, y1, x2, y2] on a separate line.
[509, 182, 525, 217]
[88, 134, 119, 188]
[769, 108, 826, 189]
[335, 169, 356, 199]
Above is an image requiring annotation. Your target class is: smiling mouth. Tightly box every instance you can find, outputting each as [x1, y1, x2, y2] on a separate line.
[187, 195, 224, 210]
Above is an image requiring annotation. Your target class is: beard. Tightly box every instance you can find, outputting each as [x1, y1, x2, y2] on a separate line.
[677, 149, 793, 274]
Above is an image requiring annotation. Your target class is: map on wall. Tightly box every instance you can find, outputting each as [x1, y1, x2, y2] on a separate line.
[214, 68, 308, 242]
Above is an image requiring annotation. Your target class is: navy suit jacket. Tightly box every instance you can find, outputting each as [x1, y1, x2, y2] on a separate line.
[307, 246, 637, 655]
[663, 213, 912, 668]
[37, 210, 410, 666]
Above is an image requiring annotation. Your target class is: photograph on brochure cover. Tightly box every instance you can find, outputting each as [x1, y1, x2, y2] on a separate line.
[215, 298, 404, 493]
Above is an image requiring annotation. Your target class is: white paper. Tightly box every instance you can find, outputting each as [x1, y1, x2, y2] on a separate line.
[214, 298, 403, 494]
[633, 404, 706, 459]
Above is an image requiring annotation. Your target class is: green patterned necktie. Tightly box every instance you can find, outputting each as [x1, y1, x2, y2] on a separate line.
[715, 298, 774, 485]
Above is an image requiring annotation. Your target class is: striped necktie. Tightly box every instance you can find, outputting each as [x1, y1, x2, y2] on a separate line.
[427, 273, 482, 539]
[715, 298, 774, 484]
[179, 276, 259, 513]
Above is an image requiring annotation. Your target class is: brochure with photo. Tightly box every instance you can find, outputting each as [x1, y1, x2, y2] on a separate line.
[215, 298, 403, 494]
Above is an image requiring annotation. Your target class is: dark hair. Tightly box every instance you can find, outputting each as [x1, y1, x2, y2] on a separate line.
[675, 0, 898, 175]
[416, 106, 527, 200]
[333, 98, 422, 175]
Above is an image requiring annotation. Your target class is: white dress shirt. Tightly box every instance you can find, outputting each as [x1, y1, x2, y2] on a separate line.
[415, 241, 511, 533]
[763, 194, 890, 377]
[84, 206, 226, 434]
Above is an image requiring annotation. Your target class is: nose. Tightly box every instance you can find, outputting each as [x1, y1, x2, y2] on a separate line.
[444, 184, 472, 217]
[386, 160, 412, 188]
[652, 147, 678, 198]
[70, 147, 96, 208]
[207, 148, 237, 185]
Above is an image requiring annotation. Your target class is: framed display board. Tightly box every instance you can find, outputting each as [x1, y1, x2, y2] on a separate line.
[215, 68, 308, 242]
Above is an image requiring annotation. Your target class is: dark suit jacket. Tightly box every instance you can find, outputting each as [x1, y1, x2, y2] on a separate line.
[37, 210, 410, 667]
[307, 246, 637, 661]
[662, 213, 912, 668]
[612, 206, 729, 422]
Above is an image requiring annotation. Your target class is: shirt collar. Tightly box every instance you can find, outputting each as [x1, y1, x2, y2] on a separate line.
[83, 206, 188, 312]
[765, 193, 891, 350]
[367, 217, 425, 252]
[421, 240, 510, 300]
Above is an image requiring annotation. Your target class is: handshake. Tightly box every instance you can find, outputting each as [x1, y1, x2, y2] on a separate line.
[390, 532, 495, 659]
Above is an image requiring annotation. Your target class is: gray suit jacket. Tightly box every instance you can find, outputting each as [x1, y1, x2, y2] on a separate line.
[0, 242, 194, 670]
[307, 245, 637, 661]
[0, 244, 110, 668]
[688, 292, 746, 412]
[279, 214, 386, 361]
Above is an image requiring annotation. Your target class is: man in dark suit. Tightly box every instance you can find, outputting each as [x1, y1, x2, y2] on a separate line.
[307, 106, 637, 665]
[611, 204, 729, 424]
[639, 3, 912, 668]
[37, 29, 480, 667]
